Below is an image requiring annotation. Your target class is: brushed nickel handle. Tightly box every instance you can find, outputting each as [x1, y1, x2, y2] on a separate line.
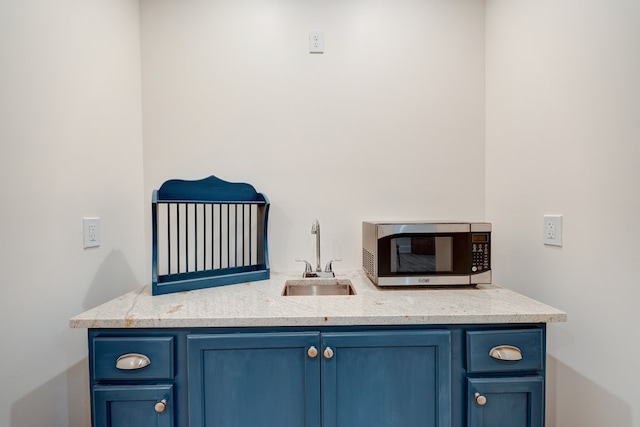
[116, 353, 151, 370]
[154, 399, 167, 413]
[474, 392, 487, 406]
[323, 347, 334, 359]
[307, 346, 318, 358]
[489, 345, 523, 361]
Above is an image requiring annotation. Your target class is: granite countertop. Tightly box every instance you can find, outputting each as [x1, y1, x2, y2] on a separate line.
[69, 270, 566, 329]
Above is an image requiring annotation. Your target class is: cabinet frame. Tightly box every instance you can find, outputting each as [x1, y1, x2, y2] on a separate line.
[88, 323, 546, 427]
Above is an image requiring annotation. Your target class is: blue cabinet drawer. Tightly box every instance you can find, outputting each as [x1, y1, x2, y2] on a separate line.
[466, 329, 543, 373]
[92, 337, 175, 380]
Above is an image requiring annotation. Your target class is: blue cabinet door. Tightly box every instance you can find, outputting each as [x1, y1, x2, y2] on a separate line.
[187, 332, 321, 427]
[467, 376, 544, 427]
[321, 330, 452, 427]
[93, 384, 174, 427]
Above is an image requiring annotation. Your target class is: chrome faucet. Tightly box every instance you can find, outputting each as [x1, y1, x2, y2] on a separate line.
[296, 219, 341, 278]
[311, 219, 321, 272]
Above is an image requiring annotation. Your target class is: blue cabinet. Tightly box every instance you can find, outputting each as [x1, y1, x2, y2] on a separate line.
[187, 330, 451, 427]
[187, 332, 321, 427]
[89, 334, 180, 427]
[88, 324, 546, 427]
[93, 384, 174, 427]
[466, 329, 546, 427]
[467, 377, 543, 427]
[321, 331, 451, 427]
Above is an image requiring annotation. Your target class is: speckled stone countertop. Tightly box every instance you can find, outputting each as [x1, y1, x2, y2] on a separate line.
[69, 270, 566, 329]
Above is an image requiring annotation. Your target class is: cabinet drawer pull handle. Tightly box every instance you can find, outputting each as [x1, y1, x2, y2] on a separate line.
[154, 399, 167, 413]
[307, 346, 318, 358]
[116, 353, 151, 370]
[474, 392, 487, 406]
[489, 345, 522, 361]
[323, 347, 334, 359]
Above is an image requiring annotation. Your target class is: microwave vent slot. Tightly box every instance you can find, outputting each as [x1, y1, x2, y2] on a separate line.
[363, 248, 375, 277]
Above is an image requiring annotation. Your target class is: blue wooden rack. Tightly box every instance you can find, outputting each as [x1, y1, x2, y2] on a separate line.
[152, 175, 270, 296]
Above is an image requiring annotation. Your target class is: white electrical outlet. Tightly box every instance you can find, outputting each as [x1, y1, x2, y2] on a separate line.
[543, 215, 562, 246]
[309, 31, 324, 53]
[83, 217, 100, 248]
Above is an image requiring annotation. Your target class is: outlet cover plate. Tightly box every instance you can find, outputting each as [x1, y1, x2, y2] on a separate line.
[309, 31, 324, 53]
[543, 215, 562, 246]
[83, 217, 100, 248]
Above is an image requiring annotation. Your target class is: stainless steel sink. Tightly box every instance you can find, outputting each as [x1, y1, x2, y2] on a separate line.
[282, 279, 356, 296]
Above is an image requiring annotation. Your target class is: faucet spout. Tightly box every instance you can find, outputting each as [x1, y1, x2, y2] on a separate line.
[311, 219, 321, 272]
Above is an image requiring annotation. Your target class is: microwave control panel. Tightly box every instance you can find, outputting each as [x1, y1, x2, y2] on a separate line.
[471, 233, 490, 273]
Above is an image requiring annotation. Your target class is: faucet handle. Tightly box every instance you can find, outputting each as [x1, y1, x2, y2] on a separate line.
[295, 259, 313, 273]
[324, 259, 342, 273]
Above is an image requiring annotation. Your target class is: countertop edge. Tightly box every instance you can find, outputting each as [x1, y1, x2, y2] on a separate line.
[69, 271, 568, 329]
[70, 313, 568, 329]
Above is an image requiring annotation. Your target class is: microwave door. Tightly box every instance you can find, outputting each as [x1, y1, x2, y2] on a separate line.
[391, 236, 451, 274]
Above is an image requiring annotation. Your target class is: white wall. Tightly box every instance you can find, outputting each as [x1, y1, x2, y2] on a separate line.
[0, 1, 145, 425]
[140, 0, 487, 272]
[485, 0, 640, 425]
[7, 1, 636, 425]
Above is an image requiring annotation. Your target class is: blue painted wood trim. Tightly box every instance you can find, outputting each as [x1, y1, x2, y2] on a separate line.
[152, 190, 159, 291]
[153, 269, 270, 295]
[157, 175, 260, 202]
[258, 193, 270, 268]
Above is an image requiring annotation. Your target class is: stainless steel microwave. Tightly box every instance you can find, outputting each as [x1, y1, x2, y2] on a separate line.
[362, 221, 491, 286]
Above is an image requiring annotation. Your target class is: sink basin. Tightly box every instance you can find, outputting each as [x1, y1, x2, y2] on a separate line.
[282, 279, 356, 296]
